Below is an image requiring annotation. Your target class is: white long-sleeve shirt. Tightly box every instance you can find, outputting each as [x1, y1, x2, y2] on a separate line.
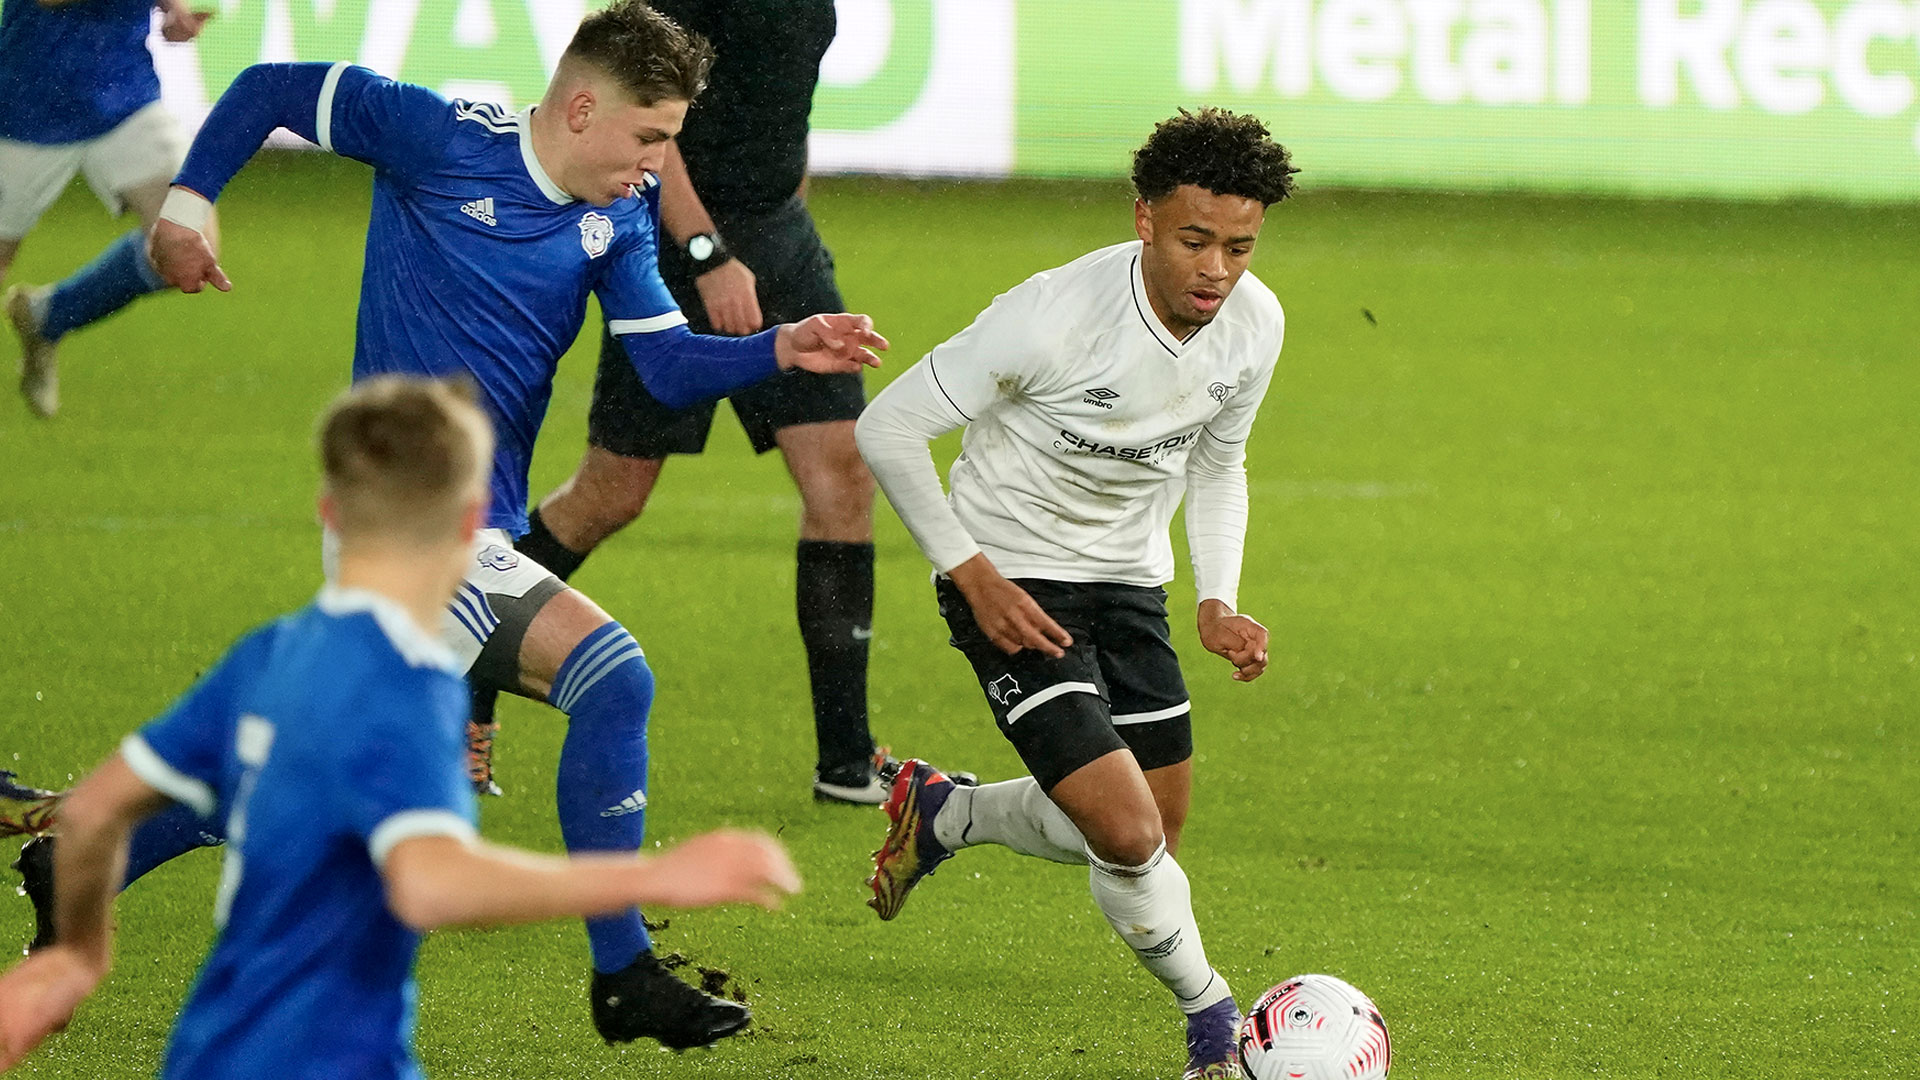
[856, 241, 1283, 609]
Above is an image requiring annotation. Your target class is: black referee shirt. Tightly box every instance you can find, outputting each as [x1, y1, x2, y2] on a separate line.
[651, 0, 837, 217]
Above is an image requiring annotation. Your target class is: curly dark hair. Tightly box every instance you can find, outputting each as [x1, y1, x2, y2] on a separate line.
[563, 0, 715, 106]
[1132, 107, 1298, 206]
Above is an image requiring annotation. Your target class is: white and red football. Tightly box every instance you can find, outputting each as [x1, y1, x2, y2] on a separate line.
[1236, 974, 1391, 1080]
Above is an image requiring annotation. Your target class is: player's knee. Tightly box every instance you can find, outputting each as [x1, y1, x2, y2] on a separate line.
[798, 460, 876, 529]
[597, 479, 655, 530]
[564, 450, 662, 532]
[600, 648, 655, 721]
[558, 477, 648, 536]
[1086, 819, 1167, 869]
[551, 622, 654, 724]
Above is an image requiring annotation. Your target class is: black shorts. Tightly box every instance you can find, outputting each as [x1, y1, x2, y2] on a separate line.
[587, 195, 864, 458]
[937, 577, 1194, 792]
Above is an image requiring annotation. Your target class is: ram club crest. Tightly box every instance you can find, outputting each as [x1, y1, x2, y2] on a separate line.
[988, 674, 1022, 706]
[578, 212, 615, 258]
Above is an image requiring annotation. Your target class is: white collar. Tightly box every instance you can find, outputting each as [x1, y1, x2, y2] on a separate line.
[315, 585, 461, 673]
[1129, 247, 1192, 357]
[516, 107, 575, 206]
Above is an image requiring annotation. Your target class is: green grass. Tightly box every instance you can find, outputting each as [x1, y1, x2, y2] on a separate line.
[3, 155, 1916, 1078]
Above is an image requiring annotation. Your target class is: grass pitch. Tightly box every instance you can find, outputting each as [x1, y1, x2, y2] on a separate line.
[2, 156, 1915, 1078]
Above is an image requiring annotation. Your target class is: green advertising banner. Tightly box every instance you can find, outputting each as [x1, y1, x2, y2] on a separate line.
[155, 0, 1920, 201]
[1019, 0, 1920, 200]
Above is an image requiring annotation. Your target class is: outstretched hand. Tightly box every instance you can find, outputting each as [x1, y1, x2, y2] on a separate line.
[0, 947, 104, 1070]
[148, 219, 231, 294]
[775, 313, 887, 374]
[641, 829, 802, 911]
[1198, 599, 1268, 682]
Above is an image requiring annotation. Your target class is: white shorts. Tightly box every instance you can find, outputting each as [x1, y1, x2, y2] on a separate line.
[0, 102, 187, 240]
[323, 528, 565, 678]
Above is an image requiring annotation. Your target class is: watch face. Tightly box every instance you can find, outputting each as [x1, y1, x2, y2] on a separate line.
[689, 235, 714, 261]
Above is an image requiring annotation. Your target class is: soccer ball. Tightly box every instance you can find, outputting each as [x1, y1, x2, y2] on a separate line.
[1235, 974, 1391, 1080]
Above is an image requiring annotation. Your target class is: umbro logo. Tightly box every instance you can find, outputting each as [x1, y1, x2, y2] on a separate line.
[600, 789, 648, 818]
[1138, 930, 1183, 960]
[460, 197, 498, 227]
[1083, 387, 1120, 409]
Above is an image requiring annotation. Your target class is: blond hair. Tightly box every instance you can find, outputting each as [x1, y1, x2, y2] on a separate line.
[318, 376, 493, 546]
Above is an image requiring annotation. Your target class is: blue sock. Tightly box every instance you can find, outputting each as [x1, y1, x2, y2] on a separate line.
[551, 622, 655, 973]
[41, 229, 167, 342]
[122, 801, 224, 889]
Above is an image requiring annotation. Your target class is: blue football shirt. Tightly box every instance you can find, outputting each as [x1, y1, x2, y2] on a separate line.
[319, 65, 691, 534]
[0, 0, 160, 144]
[174, 61, 786, 537]
[122, 585, 475, 1080]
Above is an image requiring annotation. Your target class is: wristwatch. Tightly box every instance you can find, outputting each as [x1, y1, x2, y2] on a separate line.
[684, 231, 733, 273]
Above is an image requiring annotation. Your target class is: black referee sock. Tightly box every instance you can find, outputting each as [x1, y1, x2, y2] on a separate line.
[796, 540, 877, 778]
[516, 506, 588, 582]
[470, 681, 500, 728]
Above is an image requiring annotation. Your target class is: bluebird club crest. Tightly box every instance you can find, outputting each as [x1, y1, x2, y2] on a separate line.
[477, 545, 519, 572]
[578, 211, 614, 258]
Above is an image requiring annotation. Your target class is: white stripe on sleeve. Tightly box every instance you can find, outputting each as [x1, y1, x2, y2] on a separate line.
[368, 809, 477, 868]
[120, 734, 217, 818]
[607, 311, 689, 335]
[317, 61, 350, 153]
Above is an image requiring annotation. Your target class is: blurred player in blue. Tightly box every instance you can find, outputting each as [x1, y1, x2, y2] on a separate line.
[0, 0, 216, 417]
[134, 0, 877, 1049]
[0, 377, 801, 1077]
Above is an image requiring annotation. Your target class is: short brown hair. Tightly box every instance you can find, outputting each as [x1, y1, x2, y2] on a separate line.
[1133, 107, 1299, 206]
[319, 377, 493, 546]
[561, 0, 714, 106]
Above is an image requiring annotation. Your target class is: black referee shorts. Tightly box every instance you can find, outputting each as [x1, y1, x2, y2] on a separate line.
[588, 195, 864, 458]
[937, 577, 1194, 793]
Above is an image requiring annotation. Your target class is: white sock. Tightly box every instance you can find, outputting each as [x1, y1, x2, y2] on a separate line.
[1087, 844, 1233, 1014]
[933, 777, 1087, 864]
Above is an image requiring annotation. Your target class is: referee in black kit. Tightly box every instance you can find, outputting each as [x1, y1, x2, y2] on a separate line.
[475, 0, 972, 805]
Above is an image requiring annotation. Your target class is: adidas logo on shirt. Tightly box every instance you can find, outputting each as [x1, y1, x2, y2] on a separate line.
[460, 197, 498, 227]
[600, 789, 648, 818]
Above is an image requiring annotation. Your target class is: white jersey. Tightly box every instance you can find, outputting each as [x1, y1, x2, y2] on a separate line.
[856, 240, 1283, 607]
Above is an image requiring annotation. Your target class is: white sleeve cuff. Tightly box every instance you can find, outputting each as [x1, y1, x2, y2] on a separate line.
[367, 809, 476, 867]
[158, 188, 213, 234]
[607, 311, 690, 335]
[316, 60, 350, 153]
[120, 734, 217, 818]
